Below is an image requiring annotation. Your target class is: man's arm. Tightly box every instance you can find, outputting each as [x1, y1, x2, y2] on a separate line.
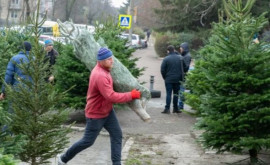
[1, 59, 16, 95]
[97, 76, 134, 103]
[183, 55, 191, 73]
[183, 59, 189, 73]
[160, 60, 166, 79]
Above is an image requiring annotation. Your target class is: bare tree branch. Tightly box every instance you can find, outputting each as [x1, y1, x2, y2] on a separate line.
[194, 0, 218, 26]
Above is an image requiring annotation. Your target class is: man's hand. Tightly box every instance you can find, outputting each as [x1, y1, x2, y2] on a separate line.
[0, 93, 5, 100]
[131, 89, 141, 99]
[49, 75, 55, 82]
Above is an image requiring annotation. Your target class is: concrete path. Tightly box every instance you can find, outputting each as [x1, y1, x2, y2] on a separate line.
[20, 37, 270, 165]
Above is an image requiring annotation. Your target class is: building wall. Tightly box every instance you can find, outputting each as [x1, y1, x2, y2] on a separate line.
[0, 0, 53, 26]
[0, 0, 24, 26]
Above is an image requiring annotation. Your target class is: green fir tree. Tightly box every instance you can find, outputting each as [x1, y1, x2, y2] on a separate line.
[54, 43, 89, 109]
[3, 1, 71, 164]
[0, 148, 18, 165]
[0, 103, 26, 157]
[186, 0, 270, 164]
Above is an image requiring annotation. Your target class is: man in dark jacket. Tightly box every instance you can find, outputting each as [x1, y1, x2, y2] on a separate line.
[44, 39, 59, 82]
[180, 42, 191, 72]
[0, 41, 32, 101]
[178, 42, 192, 110]
[160, 45, 186, 114]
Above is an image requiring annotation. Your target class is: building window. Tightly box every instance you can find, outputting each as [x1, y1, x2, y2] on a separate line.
[11, 10, 18, 18]
[11, 0, 19, 4]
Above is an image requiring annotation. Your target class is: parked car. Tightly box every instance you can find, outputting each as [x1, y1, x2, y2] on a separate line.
[141, 39, 148, 48]
[120, 33, 142, 49]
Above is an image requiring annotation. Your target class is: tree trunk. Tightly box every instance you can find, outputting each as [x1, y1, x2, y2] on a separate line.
[19, 1, 25, 23]
[52, 0, 56, 21]
[5, 0, 11, 26]
[65, 0, 76, 21]
[24, 0, 31, 23]
[249, 149, 258, 164]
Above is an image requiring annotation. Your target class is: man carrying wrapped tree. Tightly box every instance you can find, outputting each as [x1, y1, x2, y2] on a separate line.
[57, 47, 141, 165]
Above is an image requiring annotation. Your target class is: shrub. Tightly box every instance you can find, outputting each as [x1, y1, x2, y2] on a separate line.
[154, 31, 207, 58]
[154, 32, 177, 57]
[0, 148, 18, 165]
[54, 43, 89, 109]
[133, 27, 146, 39]
[0, 102, 26, 156]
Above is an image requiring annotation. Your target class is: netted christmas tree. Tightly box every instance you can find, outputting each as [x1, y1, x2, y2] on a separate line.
[186, 0, 270, 164]
[3, 1, 71, 164]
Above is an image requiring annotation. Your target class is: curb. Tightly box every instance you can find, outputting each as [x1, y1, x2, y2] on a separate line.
[121, 137, 135, 163]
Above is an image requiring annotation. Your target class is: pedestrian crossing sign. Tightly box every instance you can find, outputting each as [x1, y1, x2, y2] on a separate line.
[119, 14, 132, 29]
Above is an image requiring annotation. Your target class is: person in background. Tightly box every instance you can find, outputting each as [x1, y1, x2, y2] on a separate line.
[0, 41, 32, 102]
[178, 42, 192, 111]
[44, 39, 58, 82]
[57, 47, 141, 165]
[146, 30, 151, 41]
[160, 45, 186, 114]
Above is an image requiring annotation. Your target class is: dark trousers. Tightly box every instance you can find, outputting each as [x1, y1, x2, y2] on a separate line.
[178, 84, 185, 109]
[61, 110, 122, 165]
[165, 82, 180, 110]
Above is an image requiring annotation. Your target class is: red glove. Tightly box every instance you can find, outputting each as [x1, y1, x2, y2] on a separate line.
[131, 89, 141, 99]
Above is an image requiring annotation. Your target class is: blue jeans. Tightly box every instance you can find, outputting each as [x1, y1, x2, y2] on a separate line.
[61, 110, 122, 165]
[165, 82, 180, 110]
[178, 84, 185, 109]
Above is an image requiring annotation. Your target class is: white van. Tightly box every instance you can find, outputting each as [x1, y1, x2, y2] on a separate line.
[40, 21, 59, 36]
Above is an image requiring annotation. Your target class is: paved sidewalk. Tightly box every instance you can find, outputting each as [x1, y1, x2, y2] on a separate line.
[20, 37, 270, 165]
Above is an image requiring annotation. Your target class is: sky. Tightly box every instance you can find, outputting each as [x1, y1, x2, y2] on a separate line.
[111, 0, 127, 8]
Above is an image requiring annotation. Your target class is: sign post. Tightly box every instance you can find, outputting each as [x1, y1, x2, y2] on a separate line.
[118, 14, 132, 29]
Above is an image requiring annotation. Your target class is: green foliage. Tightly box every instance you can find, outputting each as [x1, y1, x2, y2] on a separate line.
[154, 0, 222, 32]
[0, 103, 26, 157]
[154, 0, 270, 33]
[154, 32, 174, 57]
[54, 43, 89, 109]
[3, 3, 72, 164]
[154, 31, 202, 57]
[251, 0, 270, 23]
[94, 17, 144, 78]
[186, 0, 270, 161]
[133, 27, 146, 40]
[126, 158, 142, 165]
[0, 148, 18, 165]
[0, 30, 32, 90]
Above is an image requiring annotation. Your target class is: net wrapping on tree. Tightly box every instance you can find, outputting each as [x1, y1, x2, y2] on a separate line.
[58, 20, 151, 121]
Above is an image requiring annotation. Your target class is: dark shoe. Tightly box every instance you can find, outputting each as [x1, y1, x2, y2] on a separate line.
[173, 109, 182, 113]
[161, 109, 170, 114]
[57, 154, 66, 165]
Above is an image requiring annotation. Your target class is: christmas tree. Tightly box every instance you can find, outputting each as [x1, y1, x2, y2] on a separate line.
[0, 103, 26, 157]
[3, 1, 71, 164]
[186, 0, 270, 164]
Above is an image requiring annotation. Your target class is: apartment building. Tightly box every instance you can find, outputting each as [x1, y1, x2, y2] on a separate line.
[0, 0, 53, 26]
[0, 0, 22, 26]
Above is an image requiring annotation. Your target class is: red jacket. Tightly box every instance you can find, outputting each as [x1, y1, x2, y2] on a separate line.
[85, 63, 132, 119]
